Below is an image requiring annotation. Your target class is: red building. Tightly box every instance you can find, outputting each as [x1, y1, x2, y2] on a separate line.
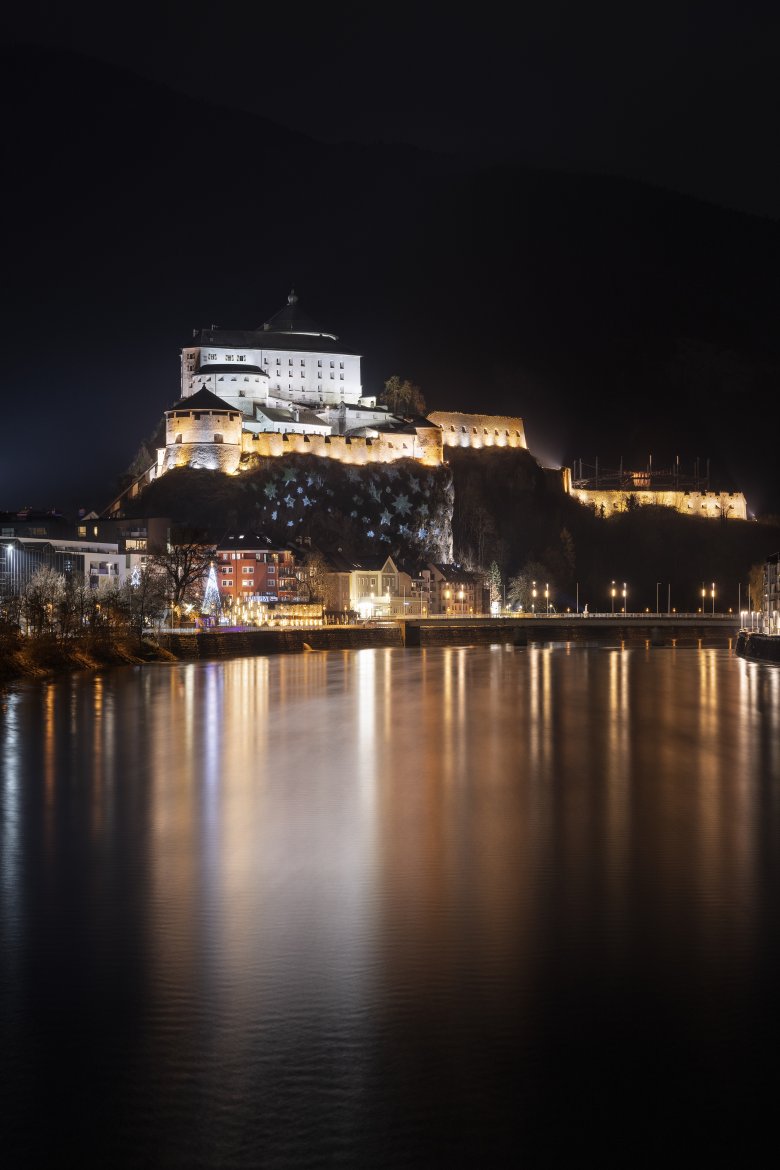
[216, 535, 299, 614]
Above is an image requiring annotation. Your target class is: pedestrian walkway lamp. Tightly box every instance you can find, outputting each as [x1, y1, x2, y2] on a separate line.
[701, 583, 706, 614]
[711, 582, 715, 615]
[532, 580, 537, 614]
[622, 582, 627, 614]
[545, 583, 550, 614]
[611, 580, 616, 615]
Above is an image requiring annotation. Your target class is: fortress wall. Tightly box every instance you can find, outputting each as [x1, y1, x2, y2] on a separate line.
[166, 409, 243, 447]
[240, 428, 443, 467]
[428, 412, 527, 450]
[164, 442, 241, 475]
[572, 488, 748, 520]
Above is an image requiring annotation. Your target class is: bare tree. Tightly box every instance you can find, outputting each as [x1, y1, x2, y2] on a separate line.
[22, 567, 65, 637]
[149, 533, 216, 625]
[298, 550, 333, 606]
[119, 564, 169, 646]
[506, 561, 552, 612]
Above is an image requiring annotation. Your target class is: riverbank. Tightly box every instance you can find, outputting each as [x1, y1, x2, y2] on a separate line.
[0, 635, 177, 687]
[157, 625, 403, 659]
[735, 631, 780, 663]
[0, 627, 401, 687]
[2, 618, 741, 688]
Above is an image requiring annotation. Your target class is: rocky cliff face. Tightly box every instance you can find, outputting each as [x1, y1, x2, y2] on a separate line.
[129, 455, 454, 563]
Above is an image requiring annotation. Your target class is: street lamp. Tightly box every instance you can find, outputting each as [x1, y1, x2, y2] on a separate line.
[701, 583, 706, 615]
[611, 580, 616, 615]
[656, 581, 661, 615]
[545, 582, 550, 615]
[532, 580, 537, 614]
[622, 582, 627, 614]
[711, 582, 715, 615]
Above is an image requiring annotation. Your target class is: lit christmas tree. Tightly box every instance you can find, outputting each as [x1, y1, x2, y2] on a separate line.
[202, 563, 222, 621]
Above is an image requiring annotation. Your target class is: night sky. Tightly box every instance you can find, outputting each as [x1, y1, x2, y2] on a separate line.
[2, 3, 780, 512]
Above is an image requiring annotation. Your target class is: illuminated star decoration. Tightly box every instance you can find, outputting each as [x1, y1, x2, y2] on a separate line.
[393, 494, 411, 515]
[282, 468, 297, 484]
[264, 481, 277, 499]
[380, 510, 392, 525]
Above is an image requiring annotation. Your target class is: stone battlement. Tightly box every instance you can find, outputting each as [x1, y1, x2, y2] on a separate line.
[428, 412, 527, 450]
[240, 426, 443, 467]
[572, 487, 747, 520]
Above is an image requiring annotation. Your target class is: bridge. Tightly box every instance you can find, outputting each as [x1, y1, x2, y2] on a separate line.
[394, 613, 740, 647]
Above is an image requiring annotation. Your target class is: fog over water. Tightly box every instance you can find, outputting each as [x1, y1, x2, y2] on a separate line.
[2, 647, 780, 1165]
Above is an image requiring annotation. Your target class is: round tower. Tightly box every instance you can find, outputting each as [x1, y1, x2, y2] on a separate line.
[163, 388, 243, 474]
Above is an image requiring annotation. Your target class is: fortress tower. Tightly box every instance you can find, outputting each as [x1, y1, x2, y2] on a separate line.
[162, 388, 243, 474]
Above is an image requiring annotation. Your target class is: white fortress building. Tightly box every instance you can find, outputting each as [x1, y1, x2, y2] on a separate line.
[181, 290, 372, 414]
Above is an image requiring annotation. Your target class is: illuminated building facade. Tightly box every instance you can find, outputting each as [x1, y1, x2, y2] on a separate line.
[426, 563, 488, 615]
[216, 538, 299, 611]
[181, 291, 368, 410]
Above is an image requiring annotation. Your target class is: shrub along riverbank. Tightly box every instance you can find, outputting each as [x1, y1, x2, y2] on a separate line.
[0, 634, 176, 688]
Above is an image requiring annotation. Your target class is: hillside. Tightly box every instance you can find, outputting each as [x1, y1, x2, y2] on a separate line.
[444, 446, 779, 610]
[128, 457, 454, 564]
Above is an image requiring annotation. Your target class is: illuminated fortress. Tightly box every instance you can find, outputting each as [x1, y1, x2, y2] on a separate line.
[108, 292, 745, 521]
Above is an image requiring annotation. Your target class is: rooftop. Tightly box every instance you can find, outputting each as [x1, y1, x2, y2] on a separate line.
[261, 290, 337, 339]
[167, 387, 240, 413]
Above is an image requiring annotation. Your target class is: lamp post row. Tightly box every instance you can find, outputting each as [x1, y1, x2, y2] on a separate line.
[522, 578, 753, 616]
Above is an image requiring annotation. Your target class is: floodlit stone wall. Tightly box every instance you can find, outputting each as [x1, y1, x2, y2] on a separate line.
[239, 425, 444, 467]
[428, 412, 527, 450]
[164, 442, 242, 474]
[571, 488, 748, 520]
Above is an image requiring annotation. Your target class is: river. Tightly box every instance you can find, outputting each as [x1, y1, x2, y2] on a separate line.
[2, 646, 780, 1166]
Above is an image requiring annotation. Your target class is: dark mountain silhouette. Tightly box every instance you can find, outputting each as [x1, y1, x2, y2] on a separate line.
[2, 45, 778, 512]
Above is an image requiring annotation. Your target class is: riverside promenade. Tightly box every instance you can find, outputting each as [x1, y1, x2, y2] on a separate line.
[157, 614, 740, 660]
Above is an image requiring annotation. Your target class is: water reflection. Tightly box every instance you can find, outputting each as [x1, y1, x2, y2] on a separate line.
[2, 647, 780, 1163]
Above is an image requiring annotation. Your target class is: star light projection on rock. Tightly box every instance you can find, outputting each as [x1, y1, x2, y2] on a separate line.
[245, 456, 452, 560]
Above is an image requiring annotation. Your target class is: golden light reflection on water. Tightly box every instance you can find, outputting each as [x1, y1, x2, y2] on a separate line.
[4, 648, 780, 1073]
